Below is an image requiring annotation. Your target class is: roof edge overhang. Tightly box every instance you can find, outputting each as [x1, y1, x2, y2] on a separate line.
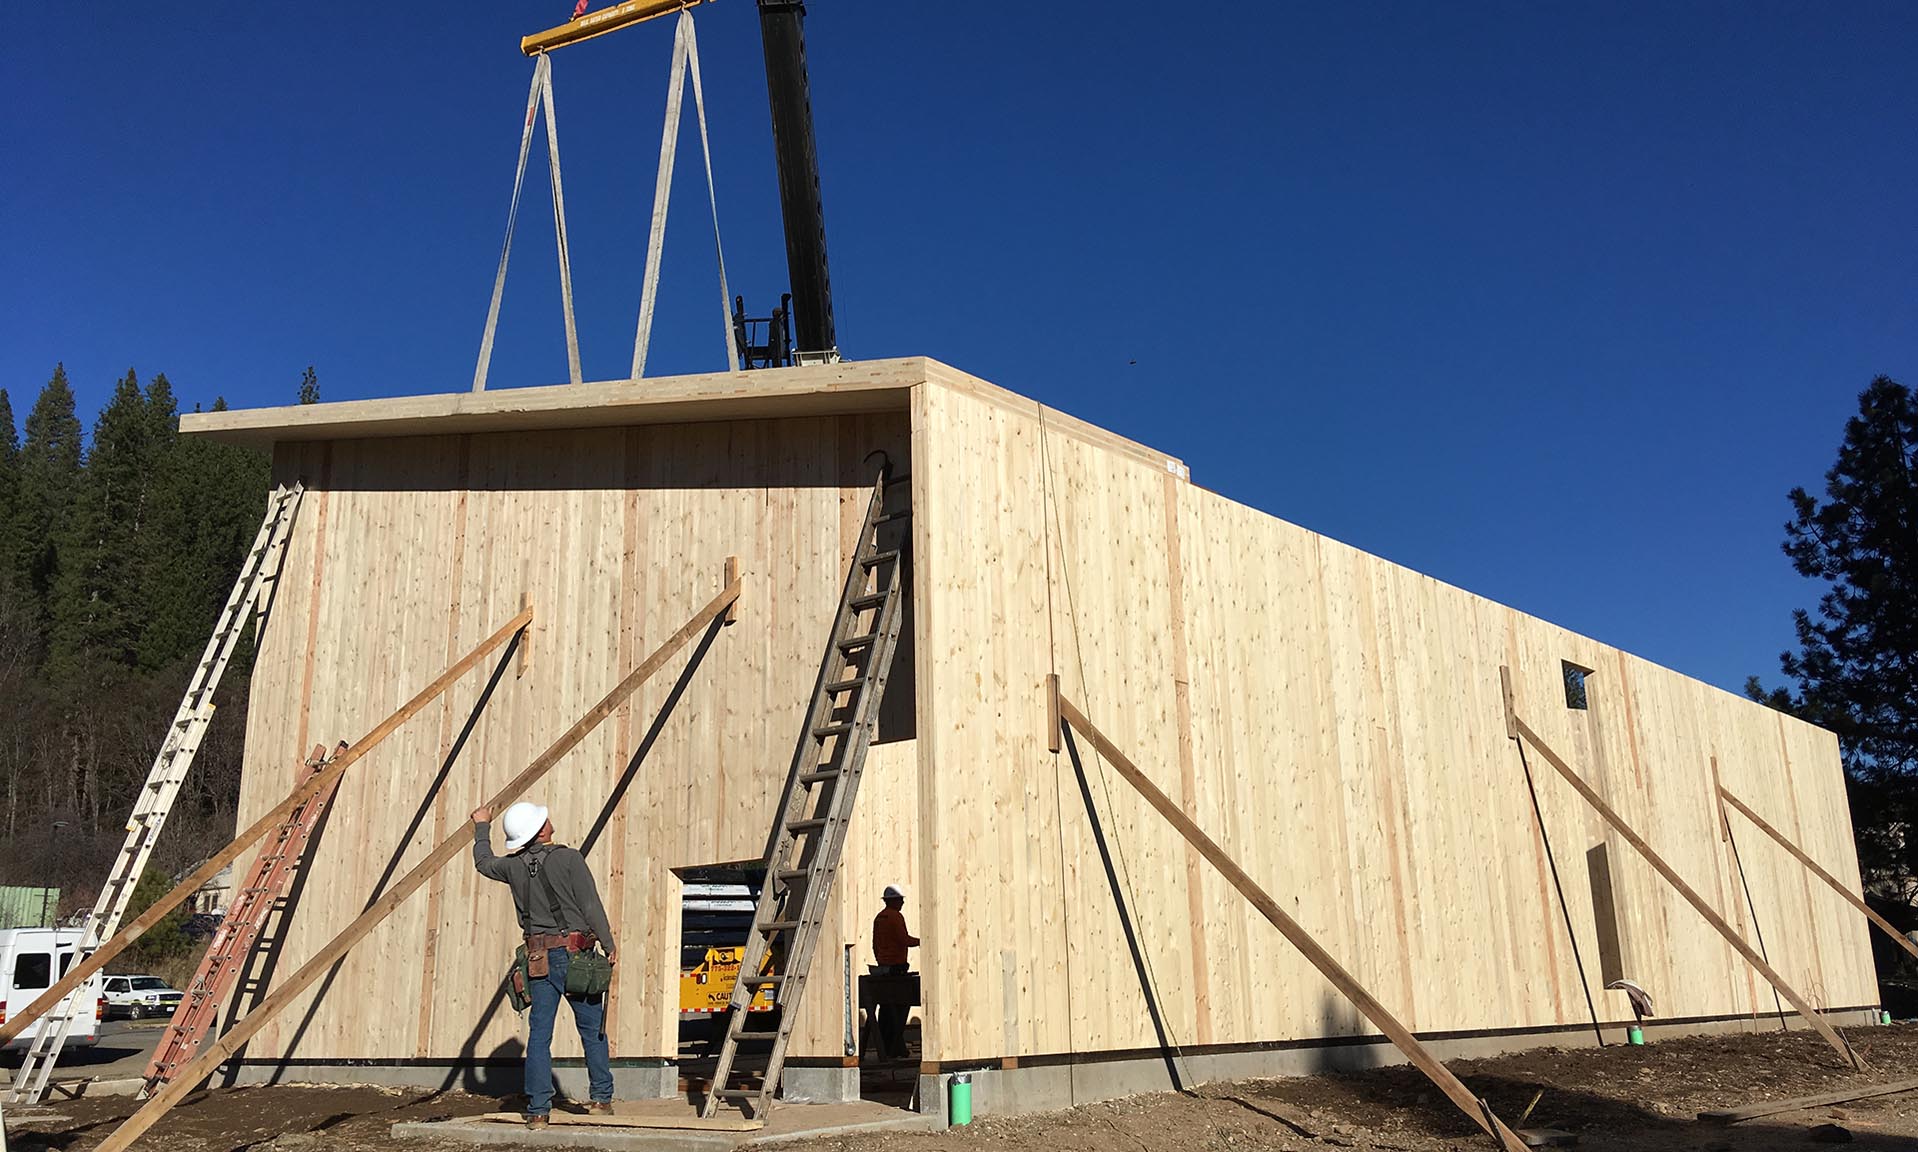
[180, 355, 1188, 479]
[180, 357, 929, 449]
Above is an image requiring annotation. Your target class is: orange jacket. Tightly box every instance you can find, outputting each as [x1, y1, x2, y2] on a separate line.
[873, 907, 919, 966]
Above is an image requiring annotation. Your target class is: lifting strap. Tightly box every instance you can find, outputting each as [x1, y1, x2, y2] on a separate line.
[630, 8, 736, 379]
[473, 52, 584, 393]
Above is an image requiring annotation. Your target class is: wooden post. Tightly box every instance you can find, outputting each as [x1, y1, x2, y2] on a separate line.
[518, 590, 534, 678]
[723, 556, 739, 625]
[1499, 665, 1518, 740]
[1045, 673, 1061, 754]
[1056, 696, 1529, 1152]
[1709, 756, 1731, 843]
[1506, 704, 1860, 1068]
[0, 604, 534, 1047]
[1718, 784, 1918, 964]
[93, 578, 739, 1152]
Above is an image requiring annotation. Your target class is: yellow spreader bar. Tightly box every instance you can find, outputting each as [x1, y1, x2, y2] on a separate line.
[522, 0, 712, 56]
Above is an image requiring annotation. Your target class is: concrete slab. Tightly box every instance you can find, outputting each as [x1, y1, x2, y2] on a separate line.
[392, 1099, 939, 1150]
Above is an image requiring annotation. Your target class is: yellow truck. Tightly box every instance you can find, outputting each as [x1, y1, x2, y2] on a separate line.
[679, 945, 775, 1015]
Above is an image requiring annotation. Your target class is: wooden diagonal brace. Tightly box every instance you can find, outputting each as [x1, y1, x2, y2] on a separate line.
[1718, 784, 1918, 964]
[94, 575, 740, 1152]
[0, 604, 535, 1048]
[1055, 695, 1529, 1152]
[1499, 668, 1861, 1068]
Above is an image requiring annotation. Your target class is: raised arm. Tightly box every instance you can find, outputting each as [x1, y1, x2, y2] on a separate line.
[471, 807, 512, 881]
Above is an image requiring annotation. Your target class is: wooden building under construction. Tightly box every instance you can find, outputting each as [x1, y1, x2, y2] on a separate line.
[184, 356, 1881, 1113]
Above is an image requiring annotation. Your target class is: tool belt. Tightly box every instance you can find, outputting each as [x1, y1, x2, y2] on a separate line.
[523, 931, 595, 977]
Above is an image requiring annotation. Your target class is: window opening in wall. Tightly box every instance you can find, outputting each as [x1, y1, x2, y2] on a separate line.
[1587, 842, 1625, 986]
[672, 863, 769, 1066]
[1563, 660, 1594, 710]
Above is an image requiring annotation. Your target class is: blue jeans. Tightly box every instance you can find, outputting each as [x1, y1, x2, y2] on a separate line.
[525, 947, 612, 1115]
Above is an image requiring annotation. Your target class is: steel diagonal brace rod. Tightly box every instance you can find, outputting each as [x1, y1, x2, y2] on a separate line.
[0, 605, 535, 1048]
[1498, 667, 1861, 1069]
[96, 574, 740, 1152]
[1051, 684, 1529, 1152]
[1717, 784, 1918, 964]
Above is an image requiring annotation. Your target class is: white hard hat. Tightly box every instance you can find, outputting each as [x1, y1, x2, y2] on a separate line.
[882, 884, 904, 900]
[502, 802, 550, 852]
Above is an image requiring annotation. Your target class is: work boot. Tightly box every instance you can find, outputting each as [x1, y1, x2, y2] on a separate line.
[527, 1114, 550, 1130]
[588, 1101, 614, 1116]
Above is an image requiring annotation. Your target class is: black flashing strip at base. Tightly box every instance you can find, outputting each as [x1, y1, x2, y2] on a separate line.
[921, 1004, 1885, 1074]
[229, 1057, 675, 1069]
[227, 1004, 1882, 1075]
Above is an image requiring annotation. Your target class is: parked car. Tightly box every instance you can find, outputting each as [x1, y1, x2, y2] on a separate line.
[101, 974, 183, 1020]
[1, 927, 104, 1054]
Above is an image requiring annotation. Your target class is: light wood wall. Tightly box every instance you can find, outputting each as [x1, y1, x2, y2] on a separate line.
[227, 368, 1874, 1072]
[234, 413, 916, 1063]
[911, 376, 1876, 1064]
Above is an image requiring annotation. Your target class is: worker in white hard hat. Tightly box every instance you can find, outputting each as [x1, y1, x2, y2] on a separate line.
[473, 800, 618, 1128]
[871, 884, 918, 1060]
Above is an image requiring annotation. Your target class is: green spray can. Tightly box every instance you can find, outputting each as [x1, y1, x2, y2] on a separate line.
[949, 1072, 973, 1126]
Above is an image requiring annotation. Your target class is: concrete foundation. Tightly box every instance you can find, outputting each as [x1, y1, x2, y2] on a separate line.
[913, 1007, 1886, 1122]
[230, 1059, 679, 1101]
[254, 1005, 1887, 1126]
[390, 1101, 936, 1150]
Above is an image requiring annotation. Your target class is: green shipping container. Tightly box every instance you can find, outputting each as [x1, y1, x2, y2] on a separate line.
[0, 885, 61, 929]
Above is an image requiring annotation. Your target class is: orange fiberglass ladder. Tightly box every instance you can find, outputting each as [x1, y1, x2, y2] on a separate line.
[142, 742, 345, 1094]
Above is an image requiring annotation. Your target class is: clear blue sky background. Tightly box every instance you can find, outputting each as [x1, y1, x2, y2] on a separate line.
[4, 2, 1913, 699]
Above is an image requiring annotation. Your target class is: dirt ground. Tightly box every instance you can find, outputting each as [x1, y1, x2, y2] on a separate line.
[7, 1025, 1918, 1151]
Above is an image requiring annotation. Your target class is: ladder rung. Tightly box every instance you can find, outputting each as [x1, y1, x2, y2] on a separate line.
[740, 974, 785, 987]
[759, 920, 800, 933]
[786, 818, 828, 833]
[823, 677, 864, 694]
[835, 634, 878, 651]
[870, 510, 911, 525]
[729, 1024, 779, 1042]
[774, 869, 811, 885]
[812, 722, 853, 739]
[849, 592, 889, 610]
[798, 768, 840, 784]
[713, 1088, 763, 1100]
[860, 550, 901, 568]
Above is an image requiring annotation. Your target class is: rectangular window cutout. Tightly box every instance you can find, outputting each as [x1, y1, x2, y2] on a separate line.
[1563, 660, 1593, 710]
[1587, 842, 1624, 986]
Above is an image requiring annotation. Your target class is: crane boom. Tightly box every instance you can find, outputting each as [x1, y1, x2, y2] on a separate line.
[757, 0, 838, 362]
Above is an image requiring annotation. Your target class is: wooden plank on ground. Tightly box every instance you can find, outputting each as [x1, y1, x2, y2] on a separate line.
[1719, 785, 1918, 963]
[1699, 1077, 1918, 1124]
[1502, 688, 1860, 1069]
[92, 576, 740, 1152]
[1056, 695, 1529, 1152]
[0, 604, 534, 1047]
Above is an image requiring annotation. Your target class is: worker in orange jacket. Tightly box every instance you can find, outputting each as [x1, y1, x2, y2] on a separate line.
[872, 884, 918, 1060]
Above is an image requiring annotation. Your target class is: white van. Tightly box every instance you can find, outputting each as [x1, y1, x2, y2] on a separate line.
[1, 928, 104, 1054]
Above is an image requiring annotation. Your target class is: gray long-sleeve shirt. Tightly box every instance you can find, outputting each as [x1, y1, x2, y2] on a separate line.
[473, 822, 615, 948]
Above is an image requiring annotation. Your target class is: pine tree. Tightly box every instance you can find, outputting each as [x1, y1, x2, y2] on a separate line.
[48, 370, 163, 686]
[1753, 375, 1917, 890]
[14, 366, 84, 639]
[0, 388, 19, 594]
[297, 366, 319, 405]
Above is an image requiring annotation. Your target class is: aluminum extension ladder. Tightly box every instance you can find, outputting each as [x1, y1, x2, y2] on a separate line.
[702, 465, 910, 1120]
[142, 741, 343, 1094]
[7, 483, 304, 1105]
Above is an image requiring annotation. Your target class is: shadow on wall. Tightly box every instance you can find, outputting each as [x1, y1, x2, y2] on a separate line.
[292, 417, 912, 494]
[458, 1036, 526, 1099]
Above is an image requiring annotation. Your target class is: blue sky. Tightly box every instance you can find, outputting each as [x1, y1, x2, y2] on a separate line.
[4, 2, 1913, 699]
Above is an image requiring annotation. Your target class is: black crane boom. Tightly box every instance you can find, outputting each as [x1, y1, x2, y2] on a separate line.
[757, 0, 838, 362]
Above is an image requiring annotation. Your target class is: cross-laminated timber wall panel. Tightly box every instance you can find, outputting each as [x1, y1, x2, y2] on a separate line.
[912, 378, 1875, 1065]
[232, 413, 917, 1066]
